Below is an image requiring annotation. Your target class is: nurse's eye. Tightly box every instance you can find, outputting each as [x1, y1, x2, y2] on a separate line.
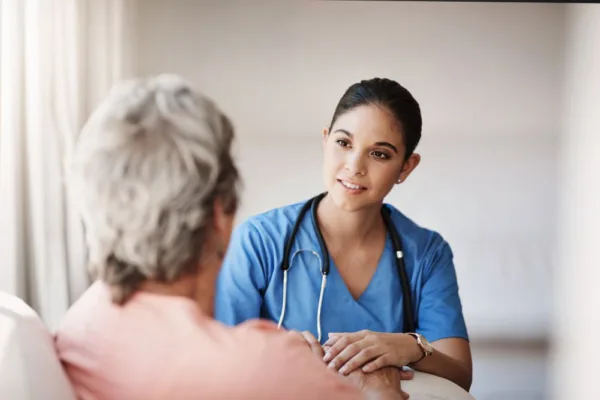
[372, 150, 390, 160]
[336, 139, 351, 148]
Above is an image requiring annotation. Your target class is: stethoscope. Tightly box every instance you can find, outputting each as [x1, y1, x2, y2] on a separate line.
[277, 192, 415, 342]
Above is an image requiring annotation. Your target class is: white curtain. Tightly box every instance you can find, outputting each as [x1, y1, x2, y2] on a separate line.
[551, 5, 600, 399]
[0, 0, 137, 330]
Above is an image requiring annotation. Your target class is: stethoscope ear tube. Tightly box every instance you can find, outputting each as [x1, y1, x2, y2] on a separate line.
[280, 197, 316, 271]
[310, 193, 330, 276]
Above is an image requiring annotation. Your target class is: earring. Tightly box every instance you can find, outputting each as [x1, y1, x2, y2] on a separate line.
[397, 178, 403, 184]
[216, 246, 225, 260]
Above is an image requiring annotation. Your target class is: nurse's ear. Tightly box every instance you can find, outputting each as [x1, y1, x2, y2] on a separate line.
[321, 127, 329, 147]
[396, 153, 421, 185]
[212, 199, 235, 256]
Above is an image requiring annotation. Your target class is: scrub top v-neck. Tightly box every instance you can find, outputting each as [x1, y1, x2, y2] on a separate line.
[215, 200, 469, 344]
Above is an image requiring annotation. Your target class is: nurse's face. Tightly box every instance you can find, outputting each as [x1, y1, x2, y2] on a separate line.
[322, 104, 420, 212]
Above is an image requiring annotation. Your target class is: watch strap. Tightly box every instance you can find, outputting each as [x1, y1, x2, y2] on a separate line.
[407, 333, 429, 364]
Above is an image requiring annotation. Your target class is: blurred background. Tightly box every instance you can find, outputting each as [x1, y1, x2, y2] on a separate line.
[1, 1, 598, 399]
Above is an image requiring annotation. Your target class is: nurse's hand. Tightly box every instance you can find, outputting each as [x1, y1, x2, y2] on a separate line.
[322, 330, 422, 375]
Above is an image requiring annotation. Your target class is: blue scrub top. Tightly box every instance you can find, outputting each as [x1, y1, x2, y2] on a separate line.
[215, 199, 469, 344]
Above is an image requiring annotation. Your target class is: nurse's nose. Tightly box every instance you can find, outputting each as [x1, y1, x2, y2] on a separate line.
[344, 150, 367, 176]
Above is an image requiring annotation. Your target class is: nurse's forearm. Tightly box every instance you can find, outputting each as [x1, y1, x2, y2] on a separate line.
[409, 345, 472, 391]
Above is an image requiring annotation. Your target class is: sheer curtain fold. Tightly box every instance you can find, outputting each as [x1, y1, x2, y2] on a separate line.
[0, 0, 136, 330]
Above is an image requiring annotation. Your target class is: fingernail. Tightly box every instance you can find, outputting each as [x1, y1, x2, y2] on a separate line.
[328, 361, 336, 369]
[339, 366, 348, 375]
[362, 365, 371, 372]
[323, 352, 331, 362]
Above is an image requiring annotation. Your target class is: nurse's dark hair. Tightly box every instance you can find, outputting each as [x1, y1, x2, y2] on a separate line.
[328, 78, 422, 159]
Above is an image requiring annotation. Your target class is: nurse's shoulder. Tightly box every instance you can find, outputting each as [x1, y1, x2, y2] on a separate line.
[225, 200, 309, 280]
[240, 200, 306, 241]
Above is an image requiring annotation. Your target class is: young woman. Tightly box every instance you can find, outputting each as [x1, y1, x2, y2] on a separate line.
[215, 78, 473, 391]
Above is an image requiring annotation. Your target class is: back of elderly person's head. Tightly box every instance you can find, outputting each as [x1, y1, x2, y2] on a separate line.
[68, 74, 239, 305]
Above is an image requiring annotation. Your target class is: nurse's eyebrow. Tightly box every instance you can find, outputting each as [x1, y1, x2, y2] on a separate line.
[334, 129, 398, 154]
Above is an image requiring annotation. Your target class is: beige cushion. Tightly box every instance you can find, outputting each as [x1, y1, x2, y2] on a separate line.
[0, 292, 76, 400]
[403, 370, 475, 400]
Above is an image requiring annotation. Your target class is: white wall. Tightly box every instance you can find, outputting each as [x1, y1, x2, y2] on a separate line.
[135, 1, 564, 139]
[134, 2, 566, 398]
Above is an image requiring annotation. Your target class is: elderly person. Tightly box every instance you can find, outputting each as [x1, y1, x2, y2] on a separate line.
[54, 74, 410, 399]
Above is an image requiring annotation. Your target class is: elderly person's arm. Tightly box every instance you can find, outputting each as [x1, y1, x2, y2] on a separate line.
[348, 367, 409, 400]
[268, 327, 408, 400]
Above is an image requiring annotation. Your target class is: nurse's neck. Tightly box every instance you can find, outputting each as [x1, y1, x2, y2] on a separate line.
[317, 194, 385, 245]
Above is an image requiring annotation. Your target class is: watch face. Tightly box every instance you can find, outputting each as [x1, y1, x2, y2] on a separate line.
[419, 335, 433, 353]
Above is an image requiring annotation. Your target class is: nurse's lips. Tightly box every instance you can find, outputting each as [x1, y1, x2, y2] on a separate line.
[337, 179, 367, 191]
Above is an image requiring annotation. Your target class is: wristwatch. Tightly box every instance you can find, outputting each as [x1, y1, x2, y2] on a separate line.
[406, 332, 433, 364]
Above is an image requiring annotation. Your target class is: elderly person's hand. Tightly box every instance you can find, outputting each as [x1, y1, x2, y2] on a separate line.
[291, 330, 325, 359]
[346, 365, 410, 400]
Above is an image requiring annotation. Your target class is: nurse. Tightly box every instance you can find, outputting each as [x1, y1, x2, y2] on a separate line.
[215, 78, 472, 391]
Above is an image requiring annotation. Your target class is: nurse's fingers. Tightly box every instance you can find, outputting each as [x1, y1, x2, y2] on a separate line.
[323, 332, 367, 361]
[361, 354, 394, 373]
[324, 330, 367, 346]
[338, 346, 384, 375]
[326, 339, 374, 372]
[323, 335, 354, 363]
[323, 335, 341, 347]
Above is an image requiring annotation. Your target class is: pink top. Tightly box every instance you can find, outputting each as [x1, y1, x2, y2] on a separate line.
[54, 281, 361, 400]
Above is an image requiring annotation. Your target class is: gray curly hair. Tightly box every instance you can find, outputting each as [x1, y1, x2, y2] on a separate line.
[68, 74, 239, 304]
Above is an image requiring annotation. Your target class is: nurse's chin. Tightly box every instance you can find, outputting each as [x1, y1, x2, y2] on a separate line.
[330, 191, 376, 213]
